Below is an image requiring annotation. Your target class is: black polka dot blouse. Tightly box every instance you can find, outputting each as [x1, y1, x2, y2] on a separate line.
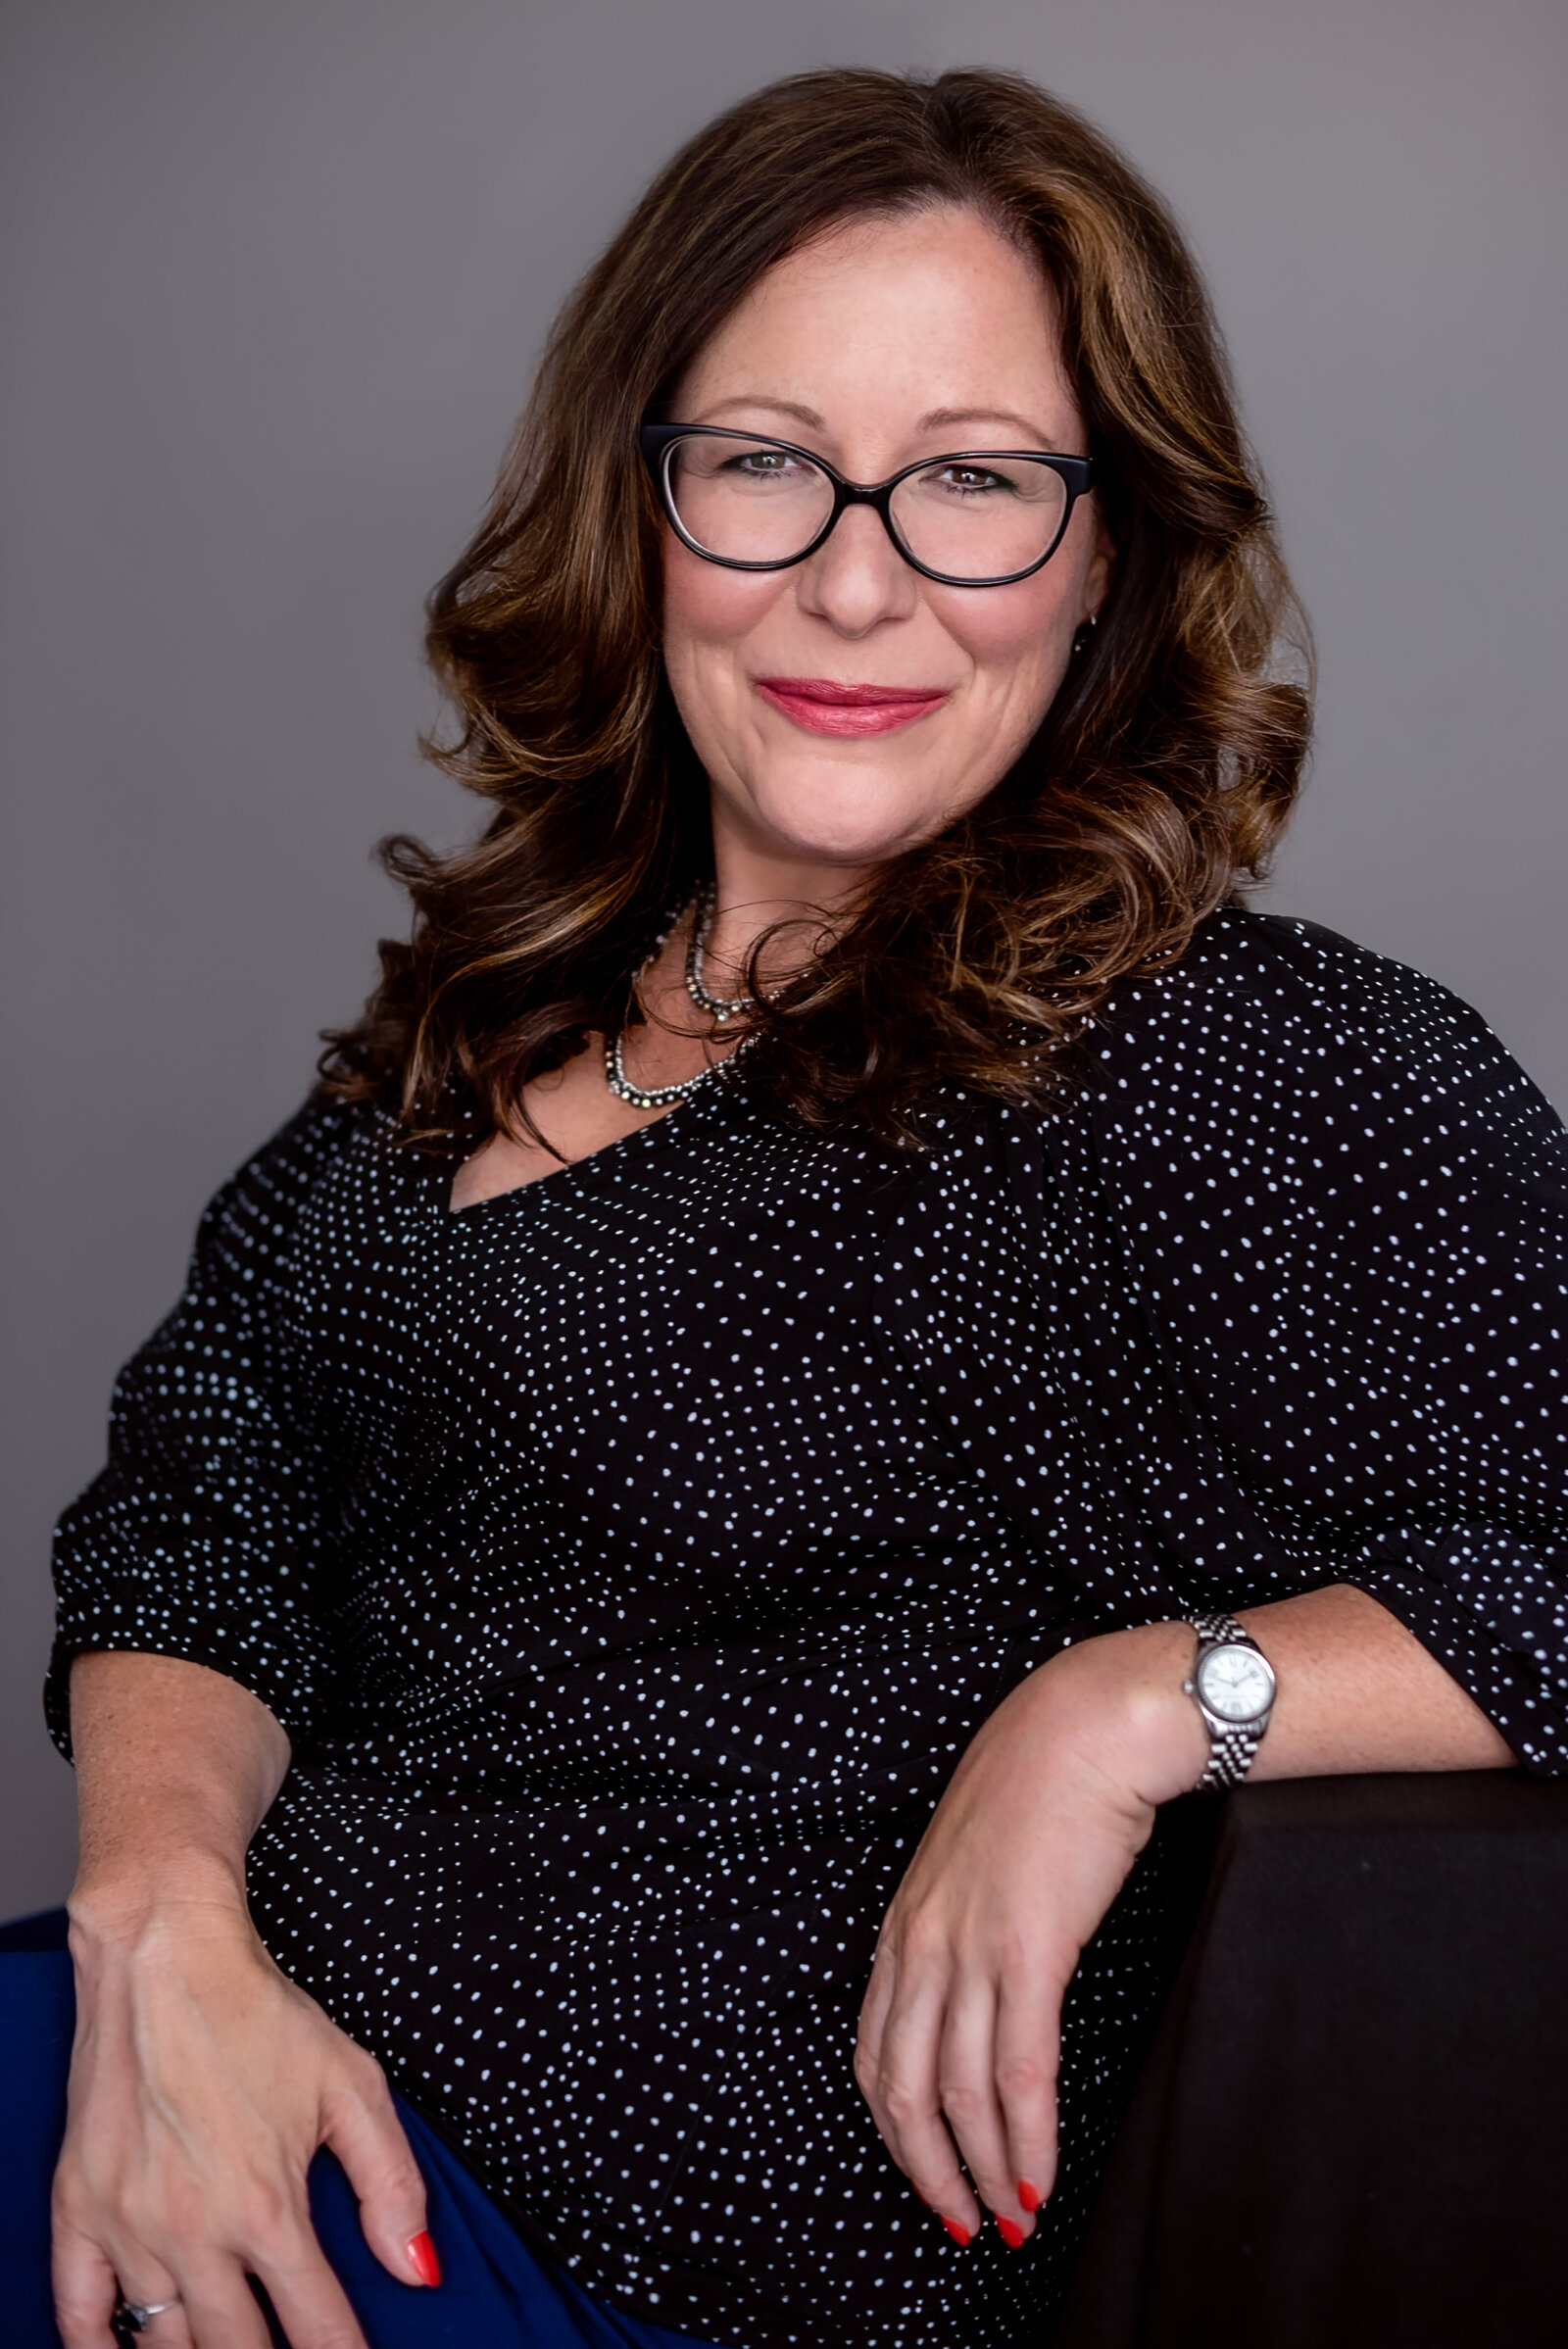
[48, 910, 1568, 2349]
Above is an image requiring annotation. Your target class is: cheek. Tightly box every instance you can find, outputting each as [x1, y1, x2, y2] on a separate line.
[662, 539, 780, 668]
[929, 563, 1079, 676]
[929, 574, 1073, 712]
[931, 499, 1102, 713]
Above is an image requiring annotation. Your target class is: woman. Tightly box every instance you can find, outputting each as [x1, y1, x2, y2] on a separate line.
[26, 61, 1567, 2349]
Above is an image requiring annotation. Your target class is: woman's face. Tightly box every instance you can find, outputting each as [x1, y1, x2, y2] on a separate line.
[661, 205, 1112, 876]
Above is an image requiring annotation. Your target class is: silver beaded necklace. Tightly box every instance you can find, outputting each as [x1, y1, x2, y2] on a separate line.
[602, 1027, 710, 1111]
[683, 881, 755, 1024]
[604, 887, 752, 1112]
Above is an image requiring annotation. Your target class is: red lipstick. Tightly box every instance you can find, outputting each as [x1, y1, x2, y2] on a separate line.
[754, 675, 950, 738]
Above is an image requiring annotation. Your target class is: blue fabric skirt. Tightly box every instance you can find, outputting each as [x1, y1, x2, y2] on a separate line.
[0, 1912, 730, 2349]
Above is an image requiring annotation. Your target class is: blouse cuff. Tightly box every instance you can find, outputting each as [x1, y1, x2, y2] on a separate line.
[46, 1493, 335, 1761]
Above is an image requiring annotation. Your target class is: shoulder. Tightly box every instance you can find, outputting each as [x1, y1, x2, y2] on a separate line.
[1092, 903, 1494, 1064]
[1089, 902, 1550, 1112]
[194, 1091, 392, 1261]
[1081, 902, 1567, 1202]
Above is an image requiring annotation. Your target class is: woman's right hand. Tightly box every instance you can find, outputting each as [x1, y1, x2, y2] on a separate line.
[53, 1884, 435, 2349]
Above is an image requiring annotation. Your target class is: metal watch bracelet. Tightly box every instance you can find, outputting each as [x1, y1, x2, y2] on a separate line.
[1183, 1610, 1277, 1791]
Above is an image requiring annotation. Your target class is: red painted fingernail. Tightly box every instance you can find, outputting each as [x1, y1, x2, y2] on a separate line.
[941, 2216, 972, 2248]
[1017, 2179, 1042, 2214]
[407, 2230, 442, 2287]
[997, 2215, 1026, 2250]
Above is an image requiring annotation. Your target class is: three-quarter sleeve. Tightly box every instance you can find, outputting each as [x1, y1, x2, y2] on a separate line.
[45, 1096, 367, 1758]
[1090, 910, 1568, 1774]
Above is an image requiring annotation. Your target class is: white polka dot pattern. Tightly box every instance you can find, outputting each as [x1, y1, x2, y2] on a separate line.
[47, 909, 1568, 2348]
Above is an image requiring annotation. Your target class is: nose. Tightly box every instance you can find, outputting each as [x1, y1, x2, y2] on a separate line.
[795, 500, 919, 638]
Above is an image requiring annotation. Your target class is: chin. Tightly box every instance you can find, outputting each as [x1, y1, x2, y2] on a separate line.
[746, 774, 951, 869]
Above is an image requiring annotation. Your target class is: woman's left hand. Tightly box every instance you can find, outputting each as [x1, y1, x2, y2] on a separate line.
[854, 1622, 1207, 2251]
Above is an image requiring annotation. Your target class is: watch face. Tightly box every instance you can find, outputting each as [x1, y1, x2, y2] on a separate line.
[1197, 1642, 1274, 1724]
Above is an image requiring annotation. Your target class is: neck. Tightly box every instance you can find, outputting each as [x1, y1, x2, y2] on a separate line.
[704, 815, 874, 998]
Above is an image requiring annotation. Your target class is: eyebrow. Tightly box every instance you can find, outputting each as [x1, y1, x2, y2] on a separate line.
[686, 395, 1063, 448]
[692, 396, 825, 430]
[917, 405, 1057, 443]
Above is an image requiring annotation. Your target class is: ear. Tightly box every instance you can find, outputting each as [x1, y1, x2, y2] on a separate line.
[1081, 504, 1115, 623]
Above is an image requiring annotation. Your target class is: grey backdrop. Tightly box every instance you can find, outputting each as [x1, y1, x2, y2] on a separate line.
[3, 0, 1564, 1916]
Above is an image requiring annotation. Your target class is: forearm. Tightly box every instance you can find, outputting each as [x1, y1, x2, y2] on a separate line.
[55, 1657, 432, 2336]
[1239, 1582, 1513, 1778]
[862, 1584, 1517, 2242]
[1056, 1584, 1514, 1811]
[69, 1650, 291, 1930]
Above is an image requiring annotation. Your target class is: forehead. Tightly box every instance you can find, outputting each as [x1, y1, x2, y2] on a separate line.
[672, 205, 1077, 440]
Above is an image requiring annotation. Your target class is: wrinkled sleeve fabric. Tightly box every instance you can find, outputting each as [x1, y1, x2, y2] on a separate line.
[45, 1097, 366, 1759]
[1090, 910, 1568, 1774]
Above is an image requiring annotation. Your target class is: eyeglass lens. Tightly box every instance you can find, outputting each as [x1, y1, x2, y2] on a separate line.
[662, 435, 1071, 580]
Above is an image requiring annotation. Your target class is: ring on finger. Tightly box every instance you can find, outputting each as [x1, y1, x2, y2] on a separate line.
[115, 2294, 181, 2332]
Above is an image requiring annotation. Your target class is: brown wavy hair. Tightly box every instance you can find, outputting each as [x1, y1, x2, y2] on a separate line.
[320, 66, 1311, 1150]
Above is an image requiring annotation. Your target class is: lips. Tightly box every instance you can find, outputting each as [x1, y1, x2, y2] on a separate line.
[754, 675, 950, 738]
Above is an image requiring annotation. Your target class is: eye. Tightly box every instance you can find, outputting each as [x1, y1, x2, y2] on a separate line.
[725, 449, 805, 478]
[927, 463, 1012, 496]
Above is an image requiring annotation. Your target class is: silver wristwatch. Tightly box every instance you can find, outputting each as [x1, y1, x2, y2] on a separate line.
[1184, 1611, 1277, 1790]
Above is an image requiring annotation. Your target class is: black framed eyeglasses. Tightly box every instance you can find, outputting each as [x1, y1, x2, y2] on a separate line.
[640, 423, 1095, 589]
